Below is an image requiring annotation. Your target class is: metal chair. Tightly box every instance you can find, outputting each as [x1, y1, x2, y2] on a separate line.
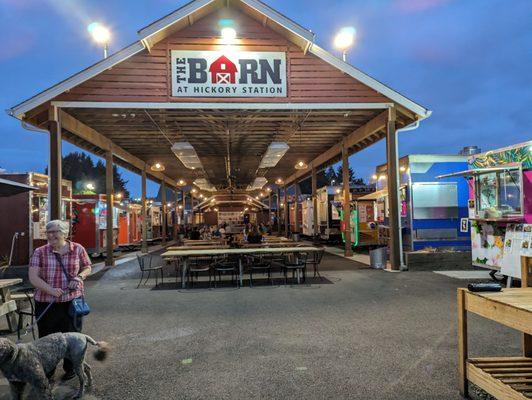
[248, 254, 273, 287]
[281, 252, 308, 285]
[213, 254, 239, 287]
[12, 288, 36, 340]
[306, 249, 325, 279]
[187, 256, 214, 288]
[136, 254, 164, 288]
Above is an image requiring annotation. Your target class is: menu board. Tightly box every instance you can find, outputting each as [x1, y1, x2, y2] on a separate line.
[501, 224, 532, 279]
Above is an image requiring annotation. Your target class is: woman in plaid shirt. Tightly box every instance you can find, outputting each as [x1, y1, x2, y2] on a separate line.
[28, 219, 92, 380]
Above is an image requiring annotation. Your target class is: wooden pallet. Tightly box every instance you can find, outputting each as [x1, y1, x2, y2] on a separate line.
[468, 357, 532, 399]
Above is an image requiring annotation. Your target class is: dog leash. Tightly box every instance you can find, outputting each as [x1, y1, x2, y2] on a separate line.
[17, 299, 56, 343]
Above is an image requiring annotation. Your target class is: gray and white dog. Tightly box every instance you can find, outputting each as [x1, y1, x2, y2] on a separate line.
[0, 332, 109, 399]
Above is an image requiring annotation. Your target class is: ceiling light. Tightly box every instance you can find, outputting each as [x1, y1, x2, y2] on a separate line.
[151, 162, 165, 172]
[258, 142, 290, 169]
[177, 179, 186, 186]
[191, 188, 197, 194]
[172, 142, 203, 170]
[246, 177, 268, 191]
[275, 178, 284, 185]
[294, 160, 308, 170]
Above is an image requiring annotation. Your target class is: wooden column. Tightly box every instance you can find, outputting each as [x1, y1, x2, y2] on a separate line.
[276, 188, 281, 235]
[268, 192, 272, 226]
[182, 189, 186, 224]
[294, 183, 301, 233]
[48, 107, 62, 221]
[284, 187, 289, 237]
[312, 168, 318, 238]
[386, 106, 401, 270]
[141, 167, 148, 254]
[105, 150, 114, 266]
[457, 289, 468, 397]
[342, 142, 353, 257]
[174, 188, 179, 238]
[161, 181, 167, 244]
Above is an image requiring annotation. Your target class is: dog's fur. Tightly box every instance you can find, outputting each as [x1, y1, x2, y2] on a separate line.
[0, 332, 109, 399]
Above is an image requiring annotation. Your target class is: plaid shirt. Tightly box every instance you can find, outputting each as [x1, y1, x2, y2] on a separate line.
[29, 241, 91, 303]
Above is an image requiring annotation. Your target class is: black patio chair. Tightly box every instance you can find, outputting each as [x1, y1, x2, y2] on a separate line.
[248, 254, 273, 287]
[306, 249, 325, 280]
[213, 254, 239, 287]
[281, 252, 308, 285]
[187, 255, 214, 288]
[136, 254, 164, 288]
[12, 288, 36, 340]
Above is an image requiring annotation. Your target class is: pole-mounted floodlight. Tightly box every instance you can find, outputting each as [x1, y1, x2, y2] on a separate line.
[88, 22, 111, 59]
[334, 27, 356, 62]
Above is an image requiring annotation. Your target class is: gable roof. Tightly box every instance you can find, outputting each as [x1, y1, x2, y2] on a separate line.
[7, 0, 430, 120]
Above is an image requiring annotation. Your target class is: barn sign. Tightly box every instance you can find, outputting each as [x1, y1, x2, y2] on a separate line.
[170, 50, 287, 97]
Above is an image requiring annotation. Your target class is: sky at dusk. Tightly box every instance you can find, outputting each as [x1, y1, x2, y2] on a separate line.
[0, 0, 531, 198]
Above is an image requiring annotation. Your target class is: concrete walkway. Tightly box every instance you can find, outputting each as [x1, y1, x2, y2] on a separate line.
[0, 252, 517, 399]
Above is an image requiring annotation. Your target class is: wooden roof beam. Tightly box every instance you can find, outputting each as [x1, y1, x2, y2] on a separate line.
[283, 110, 388, 185]
[59, 110, 176, 187]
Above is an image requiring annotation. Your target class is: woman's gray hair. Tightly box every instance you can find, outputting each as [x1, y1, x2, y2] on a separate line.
[45, 220, 70, 236]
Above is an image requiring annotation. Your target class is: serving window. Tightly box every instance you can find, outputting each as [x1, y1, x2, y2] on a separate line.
[474, 168, 522, 218]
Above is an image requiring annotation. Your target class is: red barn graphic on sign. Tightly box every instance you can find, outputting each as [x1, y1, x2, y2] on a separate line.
[209, 55, 238, 84]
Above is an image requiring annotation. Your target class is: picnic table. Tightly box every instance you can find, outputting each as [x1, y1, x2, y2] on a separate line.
[167, 245, 230, 251]
[162, 246, 320, 288]
[457, 256, 532, 399]
[0, 278, 22, 332]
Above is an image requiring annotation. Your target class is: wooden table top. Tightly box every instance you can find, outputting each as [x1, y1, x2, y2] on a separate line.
[167, 245, 230, 251]
[466, 288, 532, 313]
[460, 288, 532, 335]
[162, 246, 319, 258]
[0, 278, 22, 289]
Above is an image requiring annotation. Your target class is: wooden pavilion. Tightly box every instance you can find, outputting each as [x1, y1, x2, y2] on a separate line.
[7, 0, 430, 269]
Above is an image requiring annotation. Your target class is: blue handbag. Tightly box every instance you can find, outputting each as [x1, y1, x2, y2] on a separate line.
[54, 253, 91, 318]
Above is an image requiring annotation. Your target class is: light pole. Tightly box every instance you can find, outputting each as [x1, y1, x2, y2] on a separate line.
[334, 27, 356, 62]
[88, 22, 111, 59]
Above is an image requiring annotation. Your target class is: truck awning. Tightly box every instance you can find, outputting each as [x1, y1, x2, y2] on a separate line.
[436, 163, 521, 179]
[0, 177, 38, 197]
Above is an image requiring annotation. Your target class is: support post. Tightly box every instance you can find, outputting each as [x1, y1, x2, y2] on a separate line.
[268, 192, 272, 227]
[522, 256, 532, 356]
[48, 107, 62, 221]
[105, 150, 114, 267]
[284, 187, 289, 237]
[294, 183, 301, 233]
[276, 188, 281, 235]
[457, 289, 468, 397]
[182, 189, 186, 224]
[161, 181, 167, 244]
[141, 167, 148, 254]
[174, 188, 179, 239]
[312, 168, 318, 239]
[342, 142, 353, 257]
[386, 106, 401, 270]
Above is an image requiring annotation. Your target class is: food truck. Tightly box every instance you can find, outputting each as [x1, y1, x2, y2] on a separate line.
[0, 173, 72, 265]
[72, 194, 119, 256]
[439, 142, 532, 279]
[117, 203, 142, 247]
[301, 197, 314, 236]
[147, 203, 162, 240]
[368, 154, 471, 252]
[315, 186, 343, 242]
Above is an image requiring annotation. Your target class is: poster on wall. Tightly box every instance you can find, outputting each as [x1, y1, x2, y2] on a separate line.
[171, 51, 287, 98]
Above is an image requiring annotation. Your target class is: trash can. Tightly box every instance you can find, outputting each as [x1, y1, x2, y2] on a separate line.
[369, 247, 387, 269]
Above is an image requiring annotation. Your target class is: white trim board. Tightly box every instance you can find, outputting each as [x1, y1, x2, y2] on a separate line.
[50, 101, 394, 110]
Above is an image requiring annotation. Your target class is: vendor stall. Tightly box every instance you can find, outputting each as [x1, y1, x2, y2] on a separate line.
[316, 186, 342, 242]
[0, 172, 71, 265]
[147, 204, 162, 241]
[72, 194, 119, 256]
[117, 203, 142, 247]
[373, 154, 471, 252]
[440, 142, 532, 278]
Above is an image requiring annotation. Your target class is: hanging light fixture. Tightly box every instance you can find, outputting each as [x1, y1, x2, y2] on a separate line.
[294, 160, 308, 170]
[151, 162, 165, 172]
[275, 178, 284, 185]
[177, 179, 186, 186]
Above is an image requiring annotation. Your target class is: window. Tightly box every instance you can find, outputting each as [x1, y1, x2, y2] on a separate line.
[475, 169, 522, 218]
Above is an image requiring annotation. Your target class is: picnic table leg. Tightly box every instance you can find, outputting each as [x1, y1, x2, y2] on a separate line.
[181, 258, 187, 289]
[0, 287, 17, 332]
[457, 289, 468, 398]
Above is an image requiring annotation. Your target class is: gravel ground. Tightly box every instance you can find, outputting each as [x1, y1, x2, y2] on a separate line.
[0, 252, 520, 399]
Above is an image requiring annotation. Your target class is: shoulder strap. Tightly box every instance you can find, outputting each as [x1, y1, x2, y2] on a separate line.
[54, 252, 72, 282]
